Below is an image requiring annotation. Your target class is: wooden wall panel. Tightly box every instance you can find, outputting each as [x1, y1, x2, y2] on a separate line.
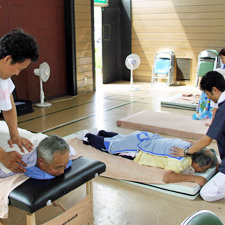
[0, 0, 66, 102]
[75, 0, 93, 93]
[132, 0, 225, 85]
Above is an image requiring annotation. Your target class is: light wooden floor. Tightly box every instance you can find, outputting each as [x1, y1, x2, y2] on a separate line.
[2, 81, 225, 225]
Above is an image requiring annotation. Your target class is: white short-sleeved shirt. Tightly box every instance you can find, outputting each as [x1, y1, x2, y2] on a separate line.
[210, 100, 218, 109]
[0, 78, 15, 111]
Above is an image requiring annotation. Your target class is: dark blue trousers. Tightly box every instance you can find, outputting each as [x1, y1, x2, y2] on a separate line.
[84, 130, 118, 151]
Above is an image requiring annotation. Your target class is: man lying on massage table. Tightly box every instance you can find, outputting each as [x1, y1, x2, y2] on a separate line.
[81, 130, 217, 186]
[0, 135, 74, 179]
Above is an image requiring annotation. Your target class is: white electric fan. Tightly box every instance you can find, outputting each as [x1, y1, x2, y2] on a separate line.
[34, 62, 52, 107]
[125, 54, 141, 91]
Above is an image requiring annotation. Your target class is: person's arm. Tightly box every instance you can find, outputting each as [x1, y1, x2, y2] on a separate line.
[163, 170, 207, 186]
[205, 108, 217, 127]
[2, 94, 20, 142]
[170, 135, 213, 157]
[211, 108, 217, 122]
[2, 94, 33, 153]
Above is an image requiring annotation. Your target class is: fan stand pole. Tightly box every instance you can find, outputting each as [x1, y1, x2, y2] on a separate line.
[130, 69, 134, 89]
[35, 78, 52, 108]
[129, 68, 139, 91]
[40, 79, 44, 104]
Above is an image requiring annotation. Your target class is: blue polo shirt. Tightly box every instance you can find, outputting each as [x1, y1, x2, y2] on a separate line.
[207, 100, 225, 174]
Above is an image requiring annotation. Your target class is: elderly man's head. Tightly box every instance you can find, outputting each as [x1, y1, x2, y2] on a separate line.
[36, 135, 70, 176]
[191, 149, 217, 173]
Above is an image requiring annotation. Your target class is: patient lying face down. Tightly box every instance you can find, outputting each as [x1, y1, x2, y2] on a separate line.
[0, 135, 72, 179]
[82, 130, 217, 186]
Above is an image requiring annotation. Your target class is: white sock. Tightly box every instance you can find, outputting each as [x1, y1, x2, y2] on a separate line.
[76, 130, 89, 140]
[89, 127, 99, 135]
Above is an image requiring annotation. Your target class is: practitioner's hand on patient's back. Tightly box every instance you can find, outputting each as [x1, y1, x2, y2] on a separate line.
[170, 146, 185, 157]
[1, 151, 27, 173]
[8, 135, 33, 153]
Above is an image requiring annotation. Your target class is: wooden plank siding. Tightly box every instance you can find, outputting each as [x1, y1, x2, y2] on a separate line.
[75, 0, 94, 93]
[131, 0, 225, 84]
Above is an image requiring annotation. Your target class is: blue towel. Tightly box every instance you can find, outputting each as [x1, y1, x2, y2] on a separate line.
[138, 138, 191, 160]
[25, 159, 73, 180]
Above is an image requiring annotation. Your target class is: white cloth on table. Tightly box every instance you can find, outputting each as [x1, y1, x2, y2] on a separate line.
[0, 174, 29, 219]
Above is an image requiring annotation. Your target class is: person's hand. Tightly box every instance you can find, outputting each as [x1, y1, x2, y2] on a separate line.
[170, 146, 185, 157]
[194, 176, 207, 187]
[1, 151, 27, 173]
[8, 135, 33, 153]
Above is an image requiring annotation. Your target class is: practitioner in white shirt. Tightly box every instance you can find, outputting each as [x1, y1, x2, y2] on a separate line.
[0, 29, 39, 173]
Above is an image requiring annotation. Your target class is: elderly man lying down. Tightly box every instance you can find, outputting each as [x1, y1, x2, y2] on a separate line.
[0, 135, 75, 179]
[81, 130, 217, 186]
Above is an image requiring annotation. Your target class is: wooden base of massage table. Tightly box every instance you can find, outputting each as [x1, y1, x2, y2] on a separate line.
[8, 157, 106, 225]
[26, 181, 93, 225]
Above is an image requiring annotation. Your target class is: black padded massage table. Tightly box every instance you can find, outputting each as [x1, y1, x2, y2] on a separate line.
[8, 157, 106, 225]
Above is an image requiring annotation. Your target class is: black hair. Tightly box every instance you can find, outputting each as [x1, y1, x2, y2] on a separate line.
[200, 71, 225, 92]
[0, 28, 39, 64]
[192, 149, 217, 168]
[219, 48, 225, 56]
